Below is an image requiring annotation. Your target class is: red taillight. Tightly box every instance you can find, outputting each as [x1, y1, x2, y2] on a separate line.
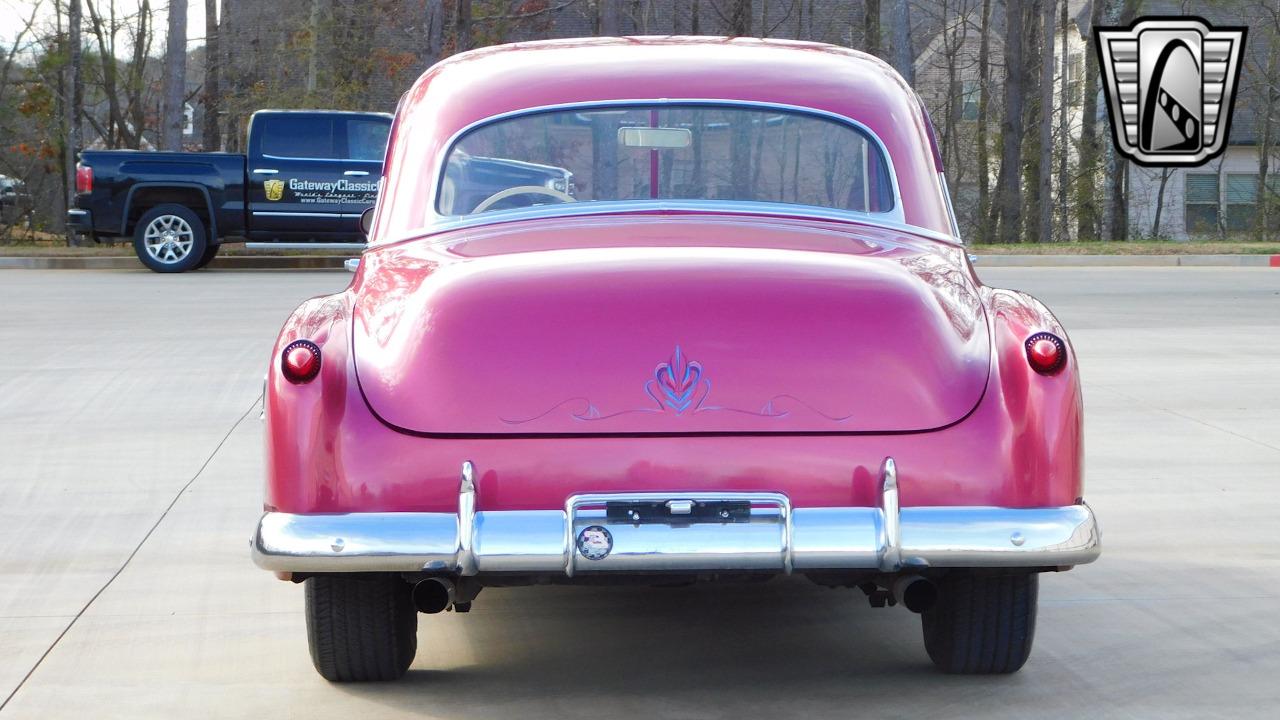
[1025, 332, 1066, 375]
[75, 164, 93, 194]
[281, 340, 321, 384]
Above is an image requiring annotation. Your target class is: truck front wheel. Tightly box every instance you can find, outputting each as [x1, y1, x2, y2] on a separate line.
[305, 575, 418, 682]
[921, 572, 1038, 674]
[133, 204, 208, 273]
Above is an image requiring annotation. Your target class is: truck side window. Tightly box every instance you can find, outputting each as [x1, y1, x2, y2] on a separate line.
[345, 119, 391, 161]
[261, 116, 336, 159]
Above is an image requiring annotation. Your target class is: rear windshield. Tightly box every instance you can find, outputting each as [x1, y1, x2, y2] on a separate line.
[437, 104, 894, 217]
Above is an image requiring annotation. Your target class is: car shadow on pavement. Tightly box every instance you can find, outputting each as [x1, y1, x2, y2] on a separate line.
[334, 576, 1018, 717]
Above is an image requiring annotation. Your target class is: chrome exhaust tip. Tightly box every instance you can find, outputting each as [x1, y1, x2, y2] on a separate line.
[412, 577, 455, 614]
[893, 575, 937, 614]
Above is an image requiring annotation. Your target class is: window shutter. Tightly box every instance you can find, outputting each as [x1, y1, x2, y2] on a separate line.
[1224, 174, 1258, 204]
[1184, 174, 1219, 204]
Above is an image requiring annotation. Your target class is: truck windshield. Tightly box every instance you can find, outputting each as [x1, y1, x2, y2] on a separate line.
[437, 104, 894, 217]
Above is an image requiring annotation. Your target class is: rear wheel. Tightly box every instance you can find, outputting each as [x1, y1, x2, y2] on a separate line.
[921, 572, 1038, 674]
[305, 575, 417, 682]
[132, 203, 207, 273]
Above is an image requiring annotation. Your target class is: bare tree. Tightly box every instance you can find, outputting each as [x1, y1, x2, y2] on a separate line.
[160, 0, 187, 150]
[710, 0, 752, 35]
[1036, 0, 1055, 243]
[1055, 0, 1069, 242]
[1150, 167, 1171, 237]
[1076, 0, 1106, 241]
[456, 0, 472, 52]
[974, 0, 993, 241]
[598, 0, 622, 34]
[202, 0, 221, 151]
[887, 0, 914, 83]
[864, 0, 881, 57]
[1108, 0, 1140, 241]
[65, 0, 84, 242]
[425, 0, 445, 64]
[995, 0, 1026, 243]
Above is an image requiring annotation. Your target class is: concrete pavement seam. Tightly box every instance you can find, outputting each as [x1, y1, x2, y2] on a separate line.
[0, 397, 262, 715]
[1097, 384, 1280, 456]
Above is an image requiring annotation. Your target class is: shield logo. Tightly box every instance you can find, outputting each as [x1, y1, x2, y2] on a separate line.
[263, 178, 285, 201]
[1096, 17, 1246, 166]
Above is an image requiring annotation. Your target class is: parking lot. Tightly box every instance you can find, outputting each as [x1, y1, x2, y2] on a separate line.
[1, 266, 1277, 718]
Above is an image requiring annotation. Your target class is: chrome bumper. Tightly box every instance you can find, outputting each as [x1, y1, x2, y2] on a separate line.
[251, 459, 1100, 575]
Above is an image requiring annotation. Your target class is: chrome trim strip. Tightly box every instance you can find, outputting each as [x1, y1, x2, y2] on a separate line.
[375, 97, 957, 247]
[251, 211, 365, 218]
[67, 209, 89, 218]
[245, 242, 366, 251]
[252, 502, 1100, 574]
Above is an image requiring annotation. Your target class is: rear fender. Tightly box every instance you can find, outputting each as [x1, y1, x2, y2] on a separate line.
[981, 287, 1085, 502]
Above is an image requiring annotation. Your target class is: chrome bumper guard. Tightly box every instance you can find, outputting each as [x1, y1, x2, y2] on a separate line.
[252, 458, 1100, 575]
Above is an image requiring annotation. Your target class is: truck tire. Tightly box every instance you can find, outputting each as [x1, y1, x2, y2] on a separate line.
[921, 573, 1038, 674]
[194, 242, 220, 270]
[305, 575, 417, 682]
[132, 203, 208, 273]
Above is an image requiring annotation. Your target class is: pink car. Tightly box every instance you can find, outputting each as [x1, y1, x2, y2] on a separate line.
[253, 37, 1100, 681]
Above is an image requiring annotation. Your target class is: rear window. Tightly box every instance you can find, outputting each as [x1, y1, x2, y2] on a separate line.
[260, 116, 336, 159]
[437, 104, 895, 217]
[345, 118, 391, 161]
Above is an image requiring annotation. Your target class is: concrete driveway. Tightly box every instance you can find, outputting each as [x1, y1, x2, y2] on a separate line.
[0, 267, 1277, 718]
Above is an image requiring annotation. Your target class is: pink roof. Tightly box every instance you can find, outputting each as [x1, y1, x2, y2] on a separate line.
[374, 36, 954, 242]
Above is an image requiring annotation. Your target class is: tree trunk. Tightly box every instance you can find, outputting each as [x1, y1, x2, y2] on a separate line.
[1108, 0, 1140, 241]
[456, 0, 471, 52]
[1032, 0, 1054, 243]
[726, 0, 752, 35]
[1258, 40, 1278, 241]
[975, 0, 993, 242]
[66, 0, 84, 244]
[994, 0, 1026, 244]
[864, 0, 881, 57]
[1076, 0, 1106, 241]
[202, 0, 221, 151]
[1055, 0, 1069, 242]
[887, 0, 913, 83]
[1151, 168, 1171, 237]
[160, 0, 188, 151]
[598, 0, 621, 34]
[128, 0, 153, 149]
[425, 0, 445, 64]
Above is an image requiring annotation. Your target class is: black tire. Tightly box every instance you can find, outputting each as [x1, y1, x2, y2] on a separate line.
[194, 242, 220, 270]
[305, 575, 417, 682]
[921, 573, 1038, 674]
[132, 203, 208, 273]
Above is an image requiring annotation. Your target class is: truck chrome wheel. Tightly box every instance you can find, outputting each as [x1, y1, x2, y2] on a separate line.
[143, 214, 195, 264]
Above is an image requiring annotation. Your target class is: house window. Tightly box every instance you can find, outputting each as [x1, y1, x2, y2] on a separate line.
[961, 80, 980, 121]
[1224, 173, 1258, 232]
[1184, 173, 1219, 233]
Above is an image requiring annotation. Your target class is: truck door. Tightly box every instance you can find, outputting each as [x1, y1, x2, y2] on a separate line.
[247, 113, 384, 240]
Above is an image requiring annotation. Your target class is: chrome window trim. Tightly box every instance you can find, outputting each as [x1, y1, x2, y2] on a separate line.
[380, 98, 933, 246]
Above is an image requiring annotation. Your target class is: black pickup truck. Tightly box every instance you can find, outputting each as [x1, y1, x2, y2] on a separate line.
[68, 110, 392, 272]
